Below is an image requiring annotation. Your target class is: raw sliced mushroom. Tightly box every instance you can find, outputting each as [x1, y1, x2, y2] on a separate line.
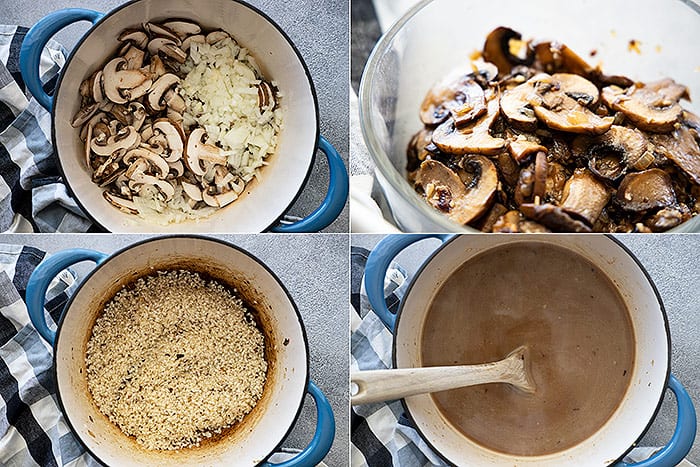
[602, 85, 682, 132]
[161, 20, 202, 39]
[649, 127, 700, 184]
[144, 22, 181, 44]
[147, 73, 180, 112]
[149, 55, 167, 80]
[104, 191, 139, 214]
[123, 148, 169, 178]
[91, 126, 140, 156]
[420, 73, 486, 127]
[206, 30, 230, 44]
[483, 27, 533, 75]
[181, 180, 203, 201]
[432, 98, 506, 155]
[129, 173, 175, 200]
[256, 81, 277, 111]
[153, 118, 185, 162]
[415, 156, 498, 225]
[71, 102, 100, 128]
[102, 57, 149, 104]
[616, 169, 676, 212]
[167, 160, 184, 178]
[185, 128, 227, 176]
[181, 34, 206, 52]
[202, 188, 238, 208]
[118, 29, 148, 49]
[559, 169, 610, 225]
[164, 89, 186, 113]
[122, 45, 146, 70]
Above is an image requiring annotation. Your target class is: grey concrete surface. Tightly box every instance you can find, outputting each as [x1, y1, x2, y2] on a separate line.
[1, 0, 349, 233]
[352, 233, 700, 464]
[3, 233, 349, 467]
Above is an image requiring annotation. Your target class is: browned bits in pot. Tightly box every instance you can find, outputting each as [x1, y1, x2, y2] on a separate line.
[85, 270, 267, 451]
[407, 27, 700, 232]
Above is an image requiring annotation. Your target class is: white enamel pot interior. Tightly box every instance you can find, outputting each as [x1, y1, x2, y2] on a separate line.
[53, 0, 318, 232]
[359, 0, 700, 233]
[53, 236, 308, 466]
[393, 235, 669, 466]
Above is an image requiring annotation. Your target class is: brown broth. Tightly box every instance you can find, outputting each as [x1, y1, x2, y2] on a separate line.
[420, 242, 635, 456]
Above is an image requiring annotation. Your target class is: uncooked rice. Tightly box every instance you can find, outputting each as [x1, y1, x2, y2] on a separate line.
[85, 270, 267, 450]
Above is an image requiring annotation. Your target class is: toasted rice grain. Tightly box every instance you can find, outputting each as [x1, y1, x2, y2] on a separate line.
[85, 270, 267, 450]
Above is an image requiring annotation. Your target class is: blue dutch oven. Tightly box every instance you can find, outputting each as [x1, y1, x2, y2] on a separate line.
[26, 235, 335, 466]
[20, 0, 348, 233]
[365, 234, 696, 466]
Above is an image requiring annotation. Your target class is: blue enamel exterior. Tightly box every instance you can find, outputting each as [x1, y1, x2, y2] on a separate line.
[19, 8, 104, 110]
[272, 135, 348, 233]
[25, 248, 108, 345]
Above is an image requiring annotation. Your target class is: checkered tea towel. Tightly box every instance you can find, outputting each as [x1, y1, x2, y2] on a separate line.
[349, 246, 696, 467]
[0, 25, 92, 233]
[0, 243, 99, 467]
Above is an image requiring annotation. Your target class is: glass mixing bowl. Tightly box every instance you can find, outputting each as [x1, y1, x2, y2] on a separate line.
[359, 0, 700, 232]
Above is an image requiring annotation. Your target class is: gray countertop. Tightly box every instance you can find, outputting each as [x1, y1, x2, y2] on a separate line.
[352, 233, 700, 464]
[3, 233, 349, 467]
[1, 0, 349, 233]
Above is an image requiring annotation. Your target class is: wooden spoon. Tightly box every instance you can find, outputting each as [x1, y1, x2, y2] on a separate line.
[351, 346, 535, 405]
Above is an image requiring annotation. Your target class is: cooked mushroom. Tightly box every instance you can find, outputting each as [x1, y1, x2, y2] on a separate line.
[473, 202, 508, 232]
[616, 169, 677, 212]
[415, 156, 498, 225]
[532, 41, 593, 77]
[499, 75, 541, 131]
[646, 205, 690, 232]
[483, 27, 533, 76]
[514, 163, 535, 206]
[508, 134, 547, 163]
[559, 169, 610, 225]
[147, 73, 180, 112]
[573, 125, 651, 180]
[602, 85, 682, 132]
[149, 55, 167, 80]
[648, 127, 700, 185]
[519, 203, 592, 232]
[432, 98, 506, 155]
[420, 73, 486, 127]
[552, 73, 599, 107]
[645, 78, 690, 103]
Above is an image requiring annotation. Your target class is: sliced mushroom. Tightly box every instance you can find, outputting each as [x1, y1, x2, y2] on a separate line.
[499, 76, 541, 131]
[164, 89, 186, 113]
[181, 180, 203, 201]
[185, 128, 227, 176]
[147, 73, 180, 112]
[153, 118, 185, 162]
[91, 70, 105, 104]
[508, 134, 547, 163]
[118, 29, 148, 49]
[104, 191, 139, 214]
[128, 102, 147, 131]
[161, 43, 187, 63]
[149, 55, 167, 80]
[532, 76, 614, 134]
[206, 30, 230, 44]
[572, 125, 651, 181]
[483, 27, 533, 76]
[649, 127, 700, 184]
[552, 73, 599, 107]
[532, 41, 593, 77]
[559, 169, 610, 225]
[616, 169, 676, 212]
[602, 85, 682, 132]
[545, 161, 568, 203]
[144, 22, 181, 44]
[91, 125, 140, 156]
[532, 151, 547, 200]
[71, 102, 100, 128]
[432, 97, 506, 155]
[167, 160, 184, 178]
[256, 81, 277, 112]
[122, 45, 146, 70]
[123, 148, 169, 179]
[129, 173, 175, 200]
[473, 202, 508, 232]
[202, 187, 238, 208]
[645, 78, 690, 103]
[519, 203, 592, 232]
[414, 156, 498, 225]
[420, 73, 486, 127]
[102, 57, 149, 104]
[646, 205, 690, 232]
[181, 34, 206, 52]
[161, 20, 202, 39]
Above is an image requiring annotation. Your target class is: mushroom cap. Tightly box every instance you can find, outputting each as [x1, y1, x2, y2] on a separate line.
[519, 203, 592, 232]
[649, 127, 700, 184]
[602, 85, 682, 133]
[559, 168, 610, 225]
[147, 73, 180, 112]
[91, 125, 140, 156]
[153, 118, 185, 162]
[483, 27, 533, 76]
[551, 73, 599, 107]
[432, 97, 506, 155]
[419, 72, 486, 127]
[185, 128, 227, 176]
[161, 20, 202, 39]
[573, 125, 650, 180]
[415, 156, 498, 225]
[616, 168, 676, 212]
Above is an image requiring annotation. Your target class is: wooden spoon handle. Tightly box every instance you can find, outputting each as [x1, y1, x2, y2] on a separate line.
[352, 361, 514, 405]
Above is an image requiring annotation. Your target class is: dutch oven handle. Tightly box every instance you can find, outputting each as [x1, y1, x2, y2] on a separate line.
[26, 249, 107, 346]
[271, 136, 348, 233]
[263, 380, 335, 467]
[365, 234, 452, 332]
[19, 8, 104, 110]
[617, 374, 696, 467]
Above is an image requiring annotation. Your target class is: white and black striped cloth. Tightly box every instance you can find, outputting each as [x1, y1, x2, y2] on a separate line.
[0, 243, 98, 466]
[349, 246, 695, 467]
[0, 25, 92, 233]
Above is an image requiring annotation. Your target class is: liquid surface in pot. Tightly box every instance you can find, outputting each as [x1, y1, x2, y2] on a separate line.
[421, 242, 635, 456]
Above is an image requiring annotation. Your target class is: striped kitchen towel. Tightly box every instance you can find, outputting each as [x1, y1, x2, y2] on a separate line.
[0, 25, 92, 233]
[349, 244, 696, 467]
